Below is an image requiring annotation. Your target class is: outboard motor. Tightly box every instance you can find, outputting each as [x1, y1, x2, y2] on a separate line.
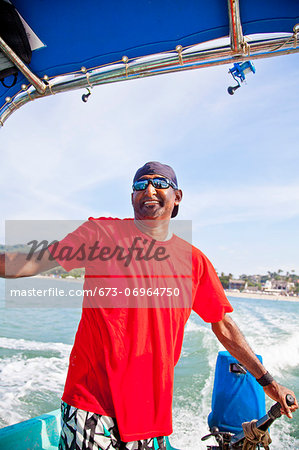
[202, 351, 296, 449]
[208, 351, 266, 434]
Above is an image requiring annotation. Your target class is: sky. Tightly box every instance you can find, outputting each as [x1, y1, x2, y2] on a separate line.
[1, 53, 299, 277]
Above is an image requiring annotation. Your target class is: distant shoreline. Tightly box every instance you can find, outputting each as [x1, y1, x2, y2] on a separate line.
[34, 274, 83, 281]
[32, 277, 299, 302]
[225, 290, 299, 302]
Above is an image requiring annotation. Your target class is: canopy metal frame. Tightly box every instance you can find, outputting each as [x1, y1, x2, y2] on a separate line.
[228, 0, 244, 53]
[0, 0, 298, 126]
[0, 36, 46, 95]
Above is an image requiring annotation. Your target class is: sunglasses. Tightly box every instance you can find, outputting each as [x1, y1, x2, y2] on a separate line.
[132, 177, 177, 191]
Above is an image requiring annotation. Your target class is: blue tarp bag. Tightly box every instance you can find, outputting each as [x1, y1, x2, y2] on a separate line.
[208, 351, 266, 434]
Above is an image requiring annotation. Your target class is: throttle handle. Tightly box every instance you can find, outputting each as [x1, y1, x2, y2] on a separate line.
[269, 394, 295, 419]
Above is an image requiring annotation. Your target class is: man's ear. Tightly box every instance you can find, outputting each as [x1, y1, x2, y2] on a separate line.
[174, 189, 183, 206]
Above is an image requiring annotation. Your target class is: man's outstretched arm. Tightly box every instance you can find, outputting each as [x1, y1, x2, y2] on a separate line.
[0, 249, 59, 278]
[212, 314, 298, 418]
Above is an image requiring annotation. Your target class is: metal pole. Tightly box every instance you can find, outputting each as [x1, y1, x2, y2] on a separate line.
[0, 35, 46, 94]
[227, 0, 244, 53]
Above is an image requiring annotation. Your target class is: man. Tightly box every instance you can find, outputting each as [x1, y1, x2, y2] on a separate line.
[1, 161, 297, 450]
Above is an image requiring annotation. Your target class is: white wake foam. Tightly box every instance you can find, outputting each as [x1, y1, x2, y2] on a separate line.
[0, 338, 71, 426]
[0, 336, 71, 355]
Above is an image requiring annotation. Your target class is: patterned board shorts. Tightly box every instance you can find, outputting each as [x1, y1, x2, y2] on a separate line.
[59, 402, 167, 450]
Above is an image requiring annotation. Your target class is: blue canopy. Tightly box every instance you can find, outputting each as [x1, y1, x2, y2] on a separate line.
[1, 0, 298, 123]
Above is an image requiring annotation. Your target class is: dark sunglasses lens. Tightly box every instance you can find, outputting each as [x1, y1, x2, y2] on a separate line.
[134, 180, 148, 191]
[152, 178, 169, 189]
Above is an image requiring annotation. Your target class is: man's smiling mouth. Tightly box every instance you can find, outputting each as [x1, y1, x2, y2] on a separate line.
[144, 200, 160, 205]
[143, 200, 160, 205]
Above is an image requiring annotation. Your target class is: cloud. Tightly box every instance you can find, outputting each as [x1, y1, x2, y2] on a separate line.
[181, 183, 299, 227]
[1, 67, 226, 224]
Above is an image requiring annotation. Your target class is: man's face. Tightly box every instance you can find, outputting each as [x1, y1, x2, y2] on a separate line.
[131, 174, 182, 221]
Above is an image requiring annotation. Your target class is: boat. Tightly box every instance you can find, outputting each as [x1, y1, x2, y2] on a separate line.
[0, 409, 60, 450]
[0, 409, 180, 450]
[0, 351, 295, 449]
[0, 1, 298, 448]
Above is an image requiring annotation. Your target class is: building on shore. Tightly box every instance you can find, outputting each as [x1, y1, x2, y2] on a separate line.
[263, 279, 295, 295]
[228, 279, 247, 291]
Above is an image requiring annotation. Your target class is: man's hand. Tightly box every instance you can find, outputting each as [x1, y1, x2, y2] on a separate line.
[1, 249, 59, 278]
[263, 381, 298, 418]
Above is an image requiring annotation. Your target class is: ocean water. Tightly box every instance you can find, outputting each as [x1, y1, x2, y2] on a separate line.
[0, 278, 298, 449]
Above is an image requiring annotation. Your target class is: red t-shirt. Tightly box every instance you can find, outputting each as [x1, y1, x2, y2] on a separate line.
[49, 218, 232, 441]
